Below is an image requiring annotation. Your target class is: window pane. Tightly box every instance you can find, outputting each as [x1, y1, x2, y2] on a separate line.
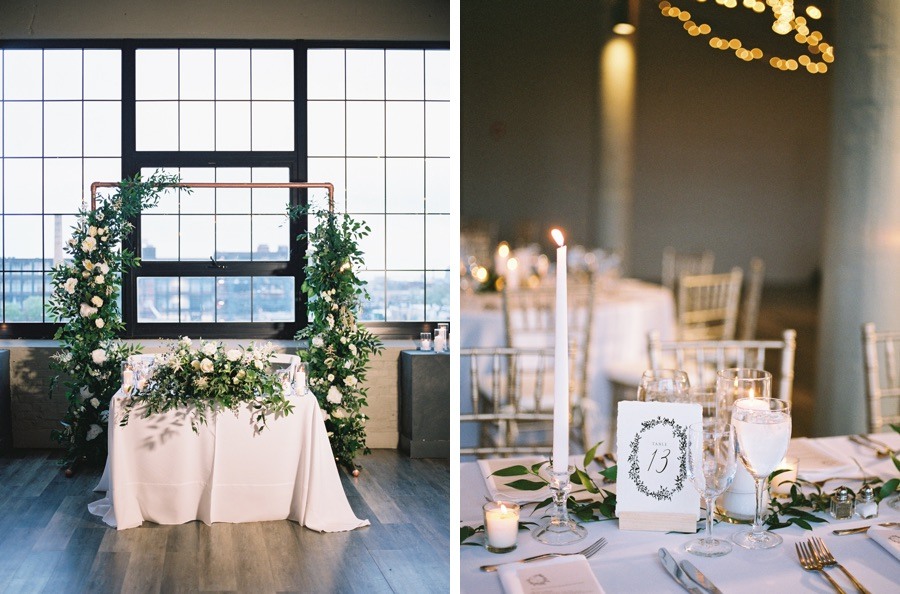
[215, 101, 250, 150]
[386, 271, 424, 321]
[4, 102, 42, 157]
[425, 214, 452, 269]
[307, 49, 344, 100]
[217, 215, 251, 260]
[135, 49, 178, 100]
[425, 50, 451, 101]
[84, 101, 122, 157]
[307, 158, 346, 211]
[180, 215, 215, 261]
[216, 49, 250, 100]
[386, 158, 424, 213]
[44, 214, 77, 267]
[180, 101, 215, 151]
[141, 215, 178, 260]
[179, 167, 215, 214]
[215, 168, 251, 213]
[426, 101, 450, 157]
[425, 158, 450, 213]
[426, 270, 450, 320]
[181, 277, 215, 322]
[44, 50, 83, 100]
[307, 101, 345, 156]
[252, 50, 293, 100]
[253, 276, 294, 321]
[84, 50, 121, 100]
[4, 50, 42, 100]
[44, 158, 83, 213]
[346, 102, 384, 157]
[4, 159, 42, 212]
[179, 49, 215, 100]
[136, 101, 178, 151]
[216, 276, 251, 321]
[252, 215, 289, 260]
[346, 50, 384, 100]
[250, 167, 290, 214]
[346, 158, 384, 214]
[357, 270, 385, 321]
[44, 101, 83, 157]
[386, 214, 424, 270]
[251, 101, 293, 151]
[5, 215, 43, 260]
[83, 158, 121, 200]
[386, 102, 424, 156]
[136, 276, 179, 322]
[4, 272, 44, 322]
[386, 50, 424, 100]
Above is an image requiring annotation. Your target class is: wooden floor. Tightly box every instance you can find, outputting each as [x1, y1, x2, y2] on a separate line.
[0, 449, 449, 594]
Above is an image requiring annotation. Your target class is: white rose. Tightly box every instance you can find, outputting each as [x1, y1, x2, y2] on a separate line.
[80, 303, 97, 317]
[64, 278, 78, 294]
[90, 397, 100, 408]
[343, 360, 352, 369]
[91, 295, 103, 307]
[82, 271, 90, 278]
[226, 348, 241, 362]
[95, 318, 105, 328]
[202, 342, 218, 356]
[181, 336, 193, 346]
[99, 262, 110, 274]
[95, 275, 105, 284]
[327, 373, 335, 382]
[84, 260, 94, 271]
[91, 348, 107, 364]
[200, 358, 214, 373]
[340, 336, 347, 344]
[327, 386, 342, 404]
[88, 226, 98, 237]
[344, 375, 358, 387]
[349, 344, 357, 356]
[311, 336, 325, 348]
[331, 407, 347, 419]
[323, 293, 331, 303]
[237, 369, 246, 379]
[86, 424, 103, 441]
[81, 236, 97, 252]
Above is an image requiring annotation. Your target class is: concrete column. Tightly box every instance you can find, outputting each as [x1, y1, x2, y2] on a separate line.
[595, 35, 636, 269]
[816, 1, 900, 436]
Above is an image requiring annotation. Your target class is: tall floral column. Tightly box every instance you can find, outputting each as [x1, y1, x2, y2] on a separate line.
[295, 207, 382, 473]
[48, 172, 178, 469]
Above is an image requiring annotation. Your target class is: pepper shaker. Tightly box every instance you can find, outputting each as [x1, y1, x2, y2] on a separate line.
[856, 484, 878, 519]
[829, 485, 855, 520]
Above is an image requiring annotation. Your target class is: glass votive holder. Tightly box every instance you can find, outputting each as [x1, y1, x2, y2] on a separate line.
[293, 361, 309, 396]
[771, 456, 799, 496]
[121, 361, 134, 393]
[419, 332, 433, 351]
[483, 501, 520, 553]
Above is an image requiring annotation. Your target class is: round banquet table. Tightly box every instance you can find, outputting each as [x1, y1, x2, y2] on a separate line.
[460, 432, 900, 593]
[460, 279, 677, 447]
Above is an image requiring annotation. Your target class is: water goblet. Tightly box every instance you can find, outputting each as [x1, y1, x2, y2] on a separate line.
[638, 369, 690, 402]
[685, 421, 737, 557]
[731, 397, 792, 549]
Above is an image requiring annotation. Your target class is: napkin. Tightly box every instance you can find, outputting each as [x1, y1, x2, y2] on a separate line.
[498, 555, 605, 594]
[478, 456, 551, 504]
[868, 524, 900, 562]
[788, 438, 861, 482]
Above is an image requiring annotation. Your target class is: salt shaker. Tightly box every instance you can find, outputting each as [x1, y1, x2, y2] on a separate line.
[856, 484, 878, 519]
[829, 485, 855, 520]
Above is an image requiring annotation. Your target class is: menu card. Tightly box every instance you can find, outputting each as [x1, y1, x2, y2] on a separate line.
[498, 555, 605, 594]
[614, 400, 701, 532]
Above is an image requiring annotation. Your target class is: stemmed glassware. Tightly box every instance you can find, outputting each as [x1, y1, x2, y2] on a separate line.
[731, 397, 792, 549]
[638, 369, 690, 402]
[685, 421, 737, 556]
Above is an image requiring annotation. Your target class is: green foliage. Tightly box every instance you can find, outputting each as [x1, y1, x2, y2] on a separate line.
[291, 203, 383, 472]
[47, 171, 179, 466]
[120, 338, 293, 432]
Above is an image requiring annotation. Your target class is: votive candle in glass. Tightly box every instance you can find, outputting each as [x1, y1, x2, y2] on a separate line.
[483, 501, 520, 553]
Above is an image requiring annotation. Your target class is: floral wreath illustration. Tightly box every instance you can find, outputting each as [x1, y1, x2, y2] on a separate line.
[627, 416, 688, 502]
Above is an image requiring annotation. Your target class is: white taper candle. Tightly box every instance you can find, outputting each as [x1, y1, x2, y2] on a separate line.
[551, 228, 568, 475]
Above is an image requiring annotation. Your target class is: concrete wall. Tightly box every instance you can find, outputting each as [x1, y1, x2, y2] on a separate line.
[4, 340, 408, 449]
[461, 1, 831, 283]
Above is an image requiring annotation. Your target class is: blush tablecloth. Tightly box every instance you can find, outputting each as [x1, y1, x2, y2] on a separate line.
[89, 390, 369, 532]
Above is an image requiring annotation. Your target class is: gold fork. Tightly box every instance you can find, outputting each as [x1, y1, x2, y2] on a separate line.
[809, 537, 871, 594]
[795, 541, 846, 594]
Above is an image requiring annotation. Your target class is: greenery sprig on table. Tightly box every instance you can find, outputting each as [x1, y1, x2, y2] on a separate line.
[290, 203, 382, 473]
[48, 172, 179, 468]
[119, 337, 294, 433]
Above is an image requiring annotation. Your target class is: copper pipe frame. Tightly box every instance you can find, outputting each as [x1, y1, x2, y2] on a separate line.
[90, 181, 335, 212]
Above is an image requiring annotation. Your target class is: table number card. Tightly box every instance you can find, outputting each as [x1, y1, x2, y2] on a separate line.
[615, 400, 702, 532]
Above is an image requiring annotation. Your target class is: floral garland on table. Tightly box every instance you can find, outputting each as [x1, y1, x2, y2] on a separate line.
[291, 203, 383, 474]
[119, 337, 293, 433]
[48, 172, 179, 468]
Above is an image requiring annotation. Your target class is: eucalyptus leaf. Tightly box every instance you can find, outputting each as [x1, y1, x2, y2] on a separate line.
[490, 465, 530, 477]
[505, 479, 550, 491]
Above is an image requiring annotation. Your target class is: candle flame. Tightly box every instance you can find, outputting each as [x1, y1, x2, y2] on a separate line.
[550, 228, 565, 247]
[500, 503, 508, 513]
[498, 242, 510, 257]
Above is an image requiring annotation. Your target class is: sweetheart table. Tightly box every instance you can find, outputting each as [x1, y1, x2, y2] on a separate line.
[460, 433, 900, 593]
[88, 389, 369, 532]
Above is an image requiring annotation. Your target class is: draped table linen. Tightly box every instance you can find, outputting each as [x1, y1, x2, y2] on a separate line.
[89, 389, 369, 532]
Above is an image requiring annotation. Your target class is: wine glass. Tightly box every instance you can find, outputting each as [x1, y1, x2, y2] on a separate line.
[685, 421, 737, 557]
[731, 397, 792, 549]
[637, 369, 690, 402]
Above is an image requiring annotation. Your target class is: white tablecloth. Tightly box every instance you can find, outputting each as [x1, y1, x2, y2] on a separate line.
[460, 433, 900, 593]
[460, 279, 676, 445]
[88, 390, 369, 532]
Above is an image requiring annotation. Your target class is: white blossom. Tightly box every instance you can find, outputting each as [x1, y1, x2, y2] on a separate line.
[91, 348, 107, 364]
[226, 348, 242, 362]
[200, 358, 214, 373]
[95, 318, 105, 328]
[91, 295, 103, 307]
[95, 275, 105, 284]
[181, 336, 193, 346]
[83, 260, 94, 271]
[331, 407, 347, 419]
[312, 336, 325, 348]
[86, 424, 103, 441]
[81, 236, 97, 252]
[99, 262, 110, 274]
[327, 386, 342, 404]
[202, 342, 218, 356]
[88, 226, 98, 237]
[64, 278, 78, 294]
[80, 303, 98, 317]
[349, 344, 357, 356]
[90, 397, 100, 408]
[327, 373, 335, 382]
[344, 375, 358, 387]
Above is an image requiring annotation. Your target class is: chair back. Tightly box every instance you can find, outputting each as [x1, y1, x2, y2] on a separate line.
[676, 267, 743, 341]
[861, 322, 900, 433]
[739, 257, 765, 340]
[662, 247, 715, 294]
[648, 328, 796, 403]
[460, 347, 555, 458]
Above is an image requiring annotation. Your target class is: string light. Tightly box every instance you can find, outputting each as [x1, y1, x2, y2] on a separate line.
[658, 0, 834, 74]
